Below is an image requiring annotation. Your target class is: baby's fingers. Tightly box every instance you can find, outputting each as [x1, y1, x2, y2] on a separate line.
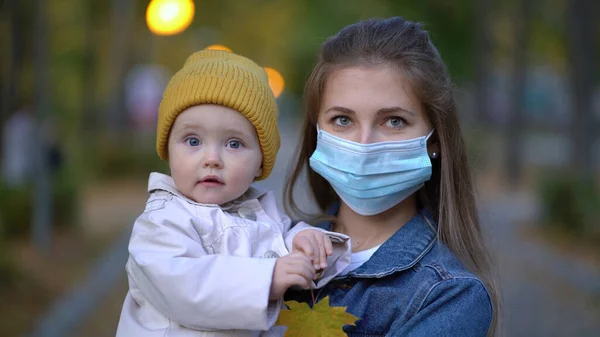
[289, 257, 315, 286]
[288, 274, 312, 289]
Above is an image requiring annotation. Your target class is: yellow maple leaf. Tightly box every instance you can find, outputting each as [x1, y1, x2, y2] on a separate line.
[275, 296, 359, 337]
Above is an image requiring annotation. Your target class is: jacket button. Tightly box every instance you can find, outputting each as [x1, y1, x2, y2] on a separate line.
[263, 250, 279, 259]
[238, 207, 256, 221]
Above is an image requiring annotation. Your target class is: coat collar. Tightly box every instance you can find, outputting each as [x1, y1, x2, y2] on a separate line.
[147, 172, 268, 210]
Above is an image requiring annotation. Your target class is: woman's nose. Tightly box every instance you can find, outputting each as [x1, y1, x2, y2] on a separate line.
[358, 127, 376, 144]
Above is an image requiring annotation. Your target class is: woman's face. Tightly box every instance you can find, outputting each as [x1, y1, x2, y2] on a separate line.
[317, 65, 432, 143]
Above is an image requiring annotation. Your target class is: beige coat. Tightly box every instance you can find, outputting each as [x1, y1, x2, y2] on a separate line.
[116, 173, 351, 337]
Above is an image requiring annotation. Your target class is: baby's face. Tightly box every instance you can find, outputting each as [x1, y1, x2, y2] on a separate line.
[167, 104, 263, 205]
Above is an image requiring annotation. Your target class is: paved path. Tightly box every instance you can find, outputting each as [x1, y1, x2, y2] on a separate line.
[480, 192, 600, 337]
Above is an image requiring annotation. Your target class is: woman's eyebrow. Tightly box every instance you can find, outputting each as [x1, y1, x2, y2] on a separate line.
[324, 106, 416, 117]
[376, 107, 416, 117]
[324, 106, 356, 115]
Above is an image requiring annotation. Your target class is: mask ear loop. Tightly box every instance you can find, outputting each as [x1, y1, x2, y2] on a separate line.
[425, 129, 435, 140]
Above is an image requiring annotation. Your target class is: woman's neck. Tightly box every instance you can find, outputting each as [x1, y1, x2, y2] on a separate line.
[333, 196, 418, 252]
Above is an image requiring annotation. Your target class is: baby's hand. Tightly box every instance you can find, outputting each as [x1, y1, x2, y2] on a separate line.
[292, 229, 333, 270]
[270, 252, 315, 300]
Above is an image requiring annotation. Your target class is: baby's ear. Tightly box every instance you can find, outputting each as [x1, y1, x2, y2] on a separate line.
[255, 167, 263, 178]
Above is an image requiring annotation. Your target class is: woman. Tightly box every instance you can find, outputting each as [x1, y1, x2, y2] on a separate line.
[284, 17, 499, 336]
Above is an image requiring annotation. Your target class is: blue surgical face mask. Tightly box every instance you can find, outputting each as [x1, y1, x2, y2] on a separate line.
[309, 128, 434, 216]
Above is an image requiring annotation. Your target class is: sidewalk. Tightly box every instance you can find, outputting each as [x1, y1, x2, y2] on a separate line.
[26, 179, 147, 337]
[480, 191, 600, 337]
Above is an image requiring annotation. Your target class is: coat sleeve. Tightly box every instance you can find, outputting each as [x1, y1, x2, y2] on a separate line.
[389, 277, 493, 336]
[126, 199, 280, 331]
[283, 220, 352, 288]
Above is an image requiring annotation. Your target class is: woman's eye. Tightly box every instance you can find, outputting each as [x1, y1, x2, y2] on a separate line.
[386, 117, 405, 128]
[334, 116, 351, 126]
[227, 140, 243, 149]
[186, 137, 200, 147]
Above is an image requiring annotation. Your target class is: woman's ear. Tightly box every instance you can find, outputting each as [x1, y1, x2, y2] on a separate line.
[428, 138, 440, 160]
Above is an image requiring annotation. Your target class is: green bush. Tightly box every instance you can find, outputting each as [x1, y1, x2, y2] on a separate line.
[463, 128, 490, 170]
[86, 139, 168, 181]
[538, 172, 600, 235]
[0, 184, 33, 237]
[0, 241, 17, 287]
[0, 172, 77, 239]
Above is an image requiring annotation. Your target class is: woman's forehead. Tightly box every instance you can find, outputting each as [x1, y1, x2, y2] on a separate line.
[320, 65, 423, 119]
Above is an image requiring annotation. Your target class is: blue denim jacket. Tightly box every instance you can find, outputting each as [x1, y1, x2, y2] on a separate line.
[285, 208, 493, 336]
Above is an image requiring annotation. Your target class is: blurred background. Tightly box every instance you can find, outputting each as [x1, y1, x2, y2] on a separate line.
[0, 0, 599, 336]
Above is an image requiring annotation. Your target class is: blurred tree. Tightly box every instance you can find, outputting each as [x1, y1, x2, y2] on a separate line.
[473, 0, 494, 125]
[182, 0, 479, 96]
[567, 0, 597, 180]
[81, 0, 100, 135]
[529, 0, 567, 71]
[107, 0, 136, 136]
[389, 0, 475, 82]
[1, 0, 32, 153]
[506, 0, 531, 187]
[115, 0, 482, 99]
[32, 0, 52, 254]
[2, 0, 20, 123]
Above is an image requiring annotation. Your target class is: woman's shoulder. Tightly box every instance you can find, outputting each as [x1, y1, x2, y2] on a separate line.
[407, 240, 493, 318]
[384, 241, 493, 335]
[418, 240, 483, 280]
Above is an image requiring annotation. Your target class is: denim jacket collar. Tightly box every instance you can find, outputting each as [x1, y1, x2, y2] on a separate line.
[319, 204, 438, 278]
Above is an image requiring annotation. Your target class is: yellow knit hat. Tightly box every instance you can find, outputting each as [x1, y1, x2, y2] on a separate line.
[156, 50, 280, 180]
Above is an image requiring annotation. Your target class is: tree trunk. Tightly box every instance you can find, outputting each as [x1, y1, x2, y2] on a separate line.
[32, 0, 52, 254]
[567, 0, 596, 180]
[1, 0, 23, 150]
[473, 0, 493, 126]
[505, 0, 531, 187]
[81, 0, 98, 134]
[107, 0, 136, 137]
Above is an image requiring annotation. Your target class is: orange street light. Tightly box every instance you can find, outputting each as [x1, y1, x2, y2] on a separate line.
[146, 0, 195, 36]
[264, 67, 284, 98]
[205, 44, 232, 52]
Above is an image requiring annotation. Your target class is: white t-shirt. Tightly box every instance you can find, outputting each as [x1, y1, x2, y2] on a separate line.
[339, 244, 382, 276]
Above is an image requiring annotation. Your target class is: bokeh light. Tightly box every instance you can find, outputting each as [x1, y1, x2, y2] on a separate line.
[146, 0, 195, 36]
[264, 67, 285, 98]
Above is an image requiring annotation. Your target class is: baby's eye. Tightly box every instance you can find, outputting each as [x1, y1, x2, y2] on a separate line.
[227, 140, 243, 149]
[186, 137, 201, 147]
[385, 117, 405, 129]
[334, 116, 351, 126]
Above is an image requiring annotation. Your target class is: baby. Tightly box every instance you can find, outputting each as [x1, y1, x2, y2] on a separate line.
[116, 50, 351, 337]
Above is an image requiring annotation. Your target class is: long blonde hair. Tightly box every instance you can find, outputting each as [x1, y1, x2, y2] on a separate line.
[284, 17, 499, 335]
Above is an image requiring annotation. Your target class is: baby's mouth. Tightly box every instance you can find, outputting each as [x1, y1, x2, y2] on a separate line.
[198, 175, 224, 185]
